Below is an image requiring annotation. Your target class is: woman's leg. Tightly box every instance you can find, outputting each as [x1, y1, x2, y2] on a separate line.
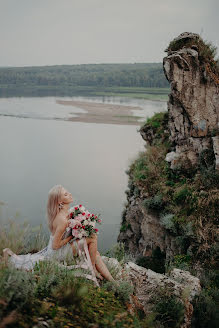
[95, 251, 115, 282]
[86, 234, 104, 280]
[71, 241, 78, 257]
[86, 234, 115, 282]
[86, 234, 98, 267]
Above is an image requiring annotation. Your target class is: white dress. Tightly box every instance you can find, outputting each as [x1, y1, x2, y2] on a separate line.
[8, 234, 100, 286]
[8, 234, 73, 271]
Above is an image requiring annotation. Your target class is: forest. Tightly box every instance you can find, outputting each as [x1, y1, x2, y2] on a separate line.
[0, 63, 170, 97]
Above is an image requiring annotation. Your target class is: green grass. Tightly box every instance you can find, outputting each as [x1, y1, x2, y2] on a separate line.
[0, 218, 146, 327]
[0, 219, 48, 255]
[0, 260, 144, 328]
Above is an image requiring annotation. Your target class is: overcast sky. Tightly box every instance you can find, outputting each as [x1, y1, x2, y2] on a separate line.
[0, 0, 218, 67]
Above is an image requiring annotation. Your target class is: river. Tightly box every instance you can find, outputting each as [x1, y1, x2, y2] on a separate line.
[0, 96, 167, 252]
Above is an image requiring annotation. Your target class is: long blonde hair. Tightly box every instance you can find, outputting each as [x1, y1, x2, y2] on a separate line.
[47, 184, 63, 232]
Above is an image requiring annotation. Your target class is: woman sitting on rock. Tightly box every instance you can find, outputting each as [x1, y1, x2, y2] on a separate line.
[3, 184, 115, 282]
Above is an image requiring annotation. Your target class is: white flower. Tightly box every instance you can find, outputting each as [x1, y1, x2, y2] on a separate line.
[79, 206, 85, 212]
[83, 219, 89, 226]
[69, 206, 75, 213]
[78, 233, 83, 239]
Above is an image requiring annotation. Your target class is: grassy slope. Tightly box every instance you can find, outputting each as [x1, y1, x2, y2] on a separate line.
[0, 222, 147, 328]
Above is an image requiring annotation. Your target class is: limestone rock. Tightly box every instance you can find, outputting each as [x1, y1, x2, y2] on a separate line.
[168, 268, 201, 300]
[117, 34, 218, 319]
[163, 32, 219, 170]
[103, 257, 201, 328]
[212, 135, 219, 171]
[118, 201, 180, 260]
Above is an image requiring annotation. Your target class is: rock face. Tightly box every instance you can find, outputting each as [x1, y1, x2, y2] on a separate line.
[117, 32, 219, 260]
[163, 32, 219, 170]
[118, 198, 181, 261]
[102, 256, 201, 328]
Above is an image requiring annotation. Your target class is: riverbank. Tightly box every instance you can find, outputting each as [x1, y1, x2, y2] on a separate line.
[0, 85, 170, 101]
[56, 99, 143, 125]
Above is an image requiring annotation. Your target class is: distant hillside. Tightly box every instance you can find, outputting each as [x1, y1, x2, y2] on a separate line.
[0, 63, 170, 98]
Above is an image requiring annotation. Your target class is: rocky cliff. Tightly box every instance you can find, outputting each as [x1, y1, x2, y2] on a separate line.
[118, 32, 219, 274]
[163, 32, 219, 171]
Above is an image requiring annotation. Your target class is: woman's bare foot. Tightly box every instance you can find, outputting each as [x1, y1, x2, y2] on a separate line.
[3, 248, 14, 264]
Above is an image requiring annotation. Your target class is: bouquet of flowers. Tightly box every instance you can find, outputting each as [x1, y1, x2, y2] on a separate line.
[62, 204, 102, 240]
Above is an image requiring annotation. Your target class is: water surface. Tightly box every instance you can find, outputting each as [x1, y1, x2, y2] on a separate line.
[0, 96, 167, 252]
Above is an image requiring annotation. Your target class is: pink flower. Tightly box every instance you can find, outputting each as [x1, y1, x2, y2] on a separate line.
[94, 228, 98, 232]
[69, 219, 82, 229]
[75, 215, 84, 222]
[73, 230, 79, 238]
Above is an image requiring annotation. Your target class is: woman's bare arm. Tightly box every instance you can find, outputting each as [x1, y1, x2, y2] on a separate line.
[52, 221, 72, 250]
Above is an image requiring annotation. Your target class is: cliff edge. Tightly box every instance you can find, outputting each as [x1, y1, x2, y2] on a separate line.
[118, 32, 219, 275]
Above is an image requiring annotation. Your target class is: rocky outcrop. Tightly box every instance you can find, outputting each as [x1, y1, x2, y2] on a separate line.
[118, 197, 181, 261]
[163, 32, 219, 170]
[117, 32, 219, 270]
[102, 256, 201, 328]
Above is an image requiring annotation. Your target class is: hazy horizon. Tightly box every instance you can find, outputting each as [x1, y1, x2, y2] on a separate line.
[0, 62, 163, 68]
[0, 0, 218, 67]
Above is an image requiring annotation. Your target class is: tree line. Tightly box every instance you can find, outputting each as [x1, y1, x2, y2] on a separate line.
[0, 63, 169, 97]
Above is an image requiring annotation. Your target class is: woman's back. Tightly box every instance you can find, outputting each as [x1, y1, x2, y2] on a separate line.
[51, 213, 72, 250]
[51, 212, 68, 236]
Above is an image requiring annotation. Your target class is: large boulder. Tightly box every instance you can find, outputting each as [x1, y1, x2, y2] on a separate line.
[102, 256, 201, 328]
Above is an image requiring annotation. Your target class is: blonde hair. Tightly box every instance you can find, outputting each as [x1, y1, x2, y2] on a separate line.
[47, 184, 63, 232]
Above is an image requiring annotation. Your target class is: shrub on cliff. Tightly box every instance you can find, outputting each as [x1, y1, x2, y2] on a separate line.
[139, 111, 170, 148]
[150, 286, 185, 328]
[136, 246, 166, 273]
[143, 193, 165, 212]
[191, 288, 219, 328]
[124, 109, 218, 270]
